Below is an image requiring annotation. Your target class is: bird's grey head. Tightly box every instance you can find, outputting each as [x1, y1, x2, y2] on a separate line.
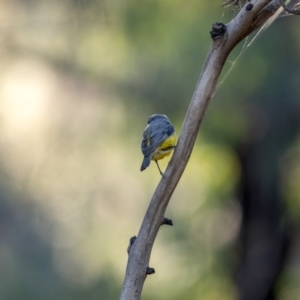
[147, 114, 169, 124]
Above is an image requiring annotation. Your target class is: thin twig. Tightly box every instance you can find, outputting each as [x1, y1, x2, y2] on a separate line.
[279, 0, 300, 15]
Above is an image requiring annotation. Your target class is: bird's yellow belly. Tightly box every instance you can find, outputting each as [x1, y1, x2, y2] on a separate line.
[152, 134, 177, 161]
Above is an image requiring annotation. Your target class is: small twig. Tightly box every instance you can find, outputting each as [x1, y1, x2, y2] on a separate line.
[279, 0, 300, 15]
[221, 0, 250, 7]
[146, 267, 155, 275]
[161, 218, 173, 226]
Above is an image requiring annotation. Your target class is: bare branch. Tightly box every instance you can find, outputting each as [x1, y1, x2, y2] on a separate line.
[119, 1, 284, 299]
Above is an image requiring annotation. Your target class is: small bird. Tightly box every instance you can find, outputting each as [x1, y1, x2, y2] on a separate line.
[140, 114, 177, 175]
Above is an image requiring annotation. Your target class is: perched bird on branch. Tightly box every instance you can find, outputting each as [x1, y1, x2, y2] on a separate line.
[140, 114, 177, 176]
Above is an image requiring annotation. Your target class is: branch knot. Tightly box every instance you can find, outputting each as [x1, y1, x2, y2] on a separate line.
[210, 23, 227, 39]
[246, 3, 253, 11]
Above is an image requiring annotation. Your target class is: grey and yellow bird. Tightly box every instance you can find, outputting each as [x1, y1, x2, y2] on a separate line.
[140, 114, 177, 175]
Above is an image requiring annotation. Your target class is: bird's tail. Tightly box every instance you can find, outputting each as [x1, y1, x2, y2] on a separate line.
[140, 155, 151, 172]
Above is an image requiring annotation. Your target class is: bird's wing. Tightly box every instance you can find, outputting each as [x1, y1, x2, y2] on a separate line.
[141, 123, 174, 157]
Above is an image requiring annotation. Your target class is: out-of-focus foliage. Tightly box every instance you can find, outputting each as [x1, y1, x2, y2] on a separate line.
[0, 0, 299, 299]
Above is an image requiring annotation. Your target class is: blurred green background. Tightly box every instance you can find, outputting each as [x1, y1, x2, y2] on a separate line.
[0, 1, 300, 299]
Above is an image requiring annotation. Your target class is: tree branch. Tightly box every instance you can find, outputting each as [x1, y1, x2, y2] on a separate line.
[119, 1, 282, 299]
